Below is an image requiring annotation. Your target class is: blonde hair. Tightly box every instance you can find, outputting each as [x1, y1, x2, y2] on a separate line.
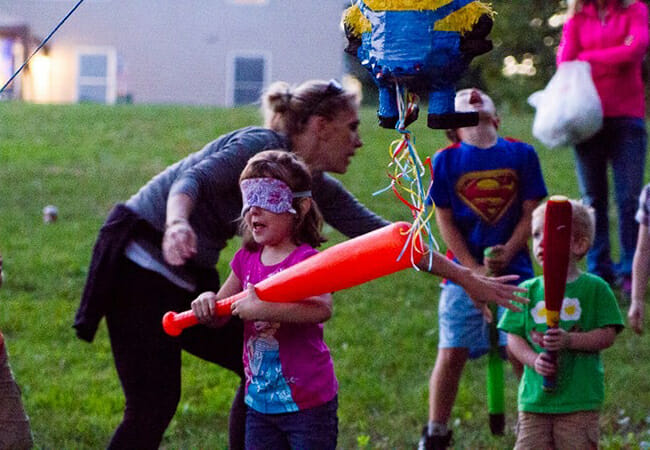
[239, 150, 326, 250]
[533, 199, 596, 254]
[261, 79, 361, 137]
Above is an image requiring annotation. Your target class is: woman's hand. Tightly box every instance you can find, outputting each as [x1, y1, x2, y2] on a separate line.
[461, 272, 528, 312]
[163, 219, 197, 266]
[420, 250, 527, 312]
[628, 300, 645, 335]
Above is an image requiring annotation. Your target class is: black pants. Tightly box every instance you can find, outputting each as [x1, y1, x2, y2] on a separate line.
[105, 259, 245, 449]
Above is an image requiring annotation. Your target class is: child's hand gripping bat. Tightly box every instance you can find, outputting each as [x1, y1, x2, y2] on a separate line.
[542, 196, 572, 392]
[162, 221, 424, 336]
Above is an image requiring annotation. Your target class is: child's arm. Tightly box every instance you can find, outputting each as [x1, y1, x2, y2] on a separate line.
[540, 326, 618, 352]
[485, 199, 539, 275]
[436, 207, 484, 274]
[630, 223, 650, 335]
[191, 271, 242, 327]
[507, 333, 556, 377]
[231, 283, 333, 324]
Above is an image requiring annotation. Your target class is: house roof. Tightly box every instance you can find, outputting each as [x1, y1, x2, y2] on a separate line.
[0, 11, 30, 45]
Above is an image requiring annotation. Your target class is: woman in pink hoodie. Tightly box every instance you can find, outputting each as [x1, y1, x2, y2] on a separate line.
[557, 0, 649, 297]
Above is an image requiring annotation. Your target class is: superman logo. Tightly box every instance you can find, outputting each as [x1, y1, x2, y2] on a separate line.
[455, 169, 518, 224]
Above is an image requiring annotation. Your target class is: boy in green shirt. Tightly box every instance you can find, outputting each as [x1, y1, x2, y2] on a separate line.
[498, 199, 624, 449]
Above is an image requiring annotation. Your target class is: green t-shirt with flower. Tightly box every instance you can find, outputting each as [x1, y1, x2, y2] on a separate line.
[498, 273, 624, 414]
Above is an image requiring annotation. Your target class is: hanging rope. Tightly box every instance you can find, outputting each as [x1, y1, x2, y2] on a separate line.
[0, 0, 87, 95]
[374, 81, 438, 270]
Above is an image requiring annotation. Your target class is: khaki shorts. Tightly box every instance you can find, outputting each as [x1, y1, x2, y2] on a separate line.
[514, 410, 600, 450]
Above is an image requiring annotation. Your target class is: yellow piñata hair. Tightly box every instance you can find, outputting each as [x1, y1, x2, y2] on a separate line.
[345, 0, 495, 35]
[434, 2, 495, 33]
[364, 0, 453, 11]
[361, 0, 495, 24]
[342, 5, 372, 36]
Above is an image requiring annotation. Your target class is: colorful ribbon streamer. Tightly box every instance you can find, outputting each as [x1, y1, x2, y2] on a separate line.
[374, 82, 438, 270]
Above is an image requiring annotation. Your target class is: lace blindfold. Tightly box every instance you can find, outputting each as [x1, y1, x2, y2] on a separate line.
[240, 177, 311, 216]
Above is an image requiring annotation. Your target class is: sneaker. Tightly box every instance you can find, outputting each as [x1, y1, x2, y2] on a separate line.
[417, 426, 453, 450]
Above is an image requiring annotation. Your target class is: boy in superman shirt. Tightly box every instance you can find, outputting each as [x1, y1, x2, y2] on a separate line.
[419, 88, 547, 449]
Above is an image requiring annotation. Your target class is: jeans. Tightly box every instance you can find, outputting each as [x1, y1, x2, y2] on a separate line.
[574, 117, 647, 280]
[245, 396, 338, 450]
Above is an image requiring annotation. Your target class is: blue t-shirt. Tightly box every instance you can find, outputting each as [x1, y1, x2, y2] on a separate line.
[430, 137, 548, 281]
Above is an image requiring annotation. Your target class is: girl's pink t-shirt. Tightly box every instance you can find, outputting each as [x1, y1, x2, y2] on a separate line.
[231, 243, 338, 414]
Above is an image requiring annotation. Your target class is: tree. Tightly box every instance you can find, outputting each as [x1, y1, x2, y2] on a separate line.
[475, 0, 567, 109]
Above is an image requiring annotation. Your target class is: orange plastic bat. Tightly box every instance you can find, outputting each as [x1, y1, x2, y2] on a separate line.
[163, 221, 424, 336]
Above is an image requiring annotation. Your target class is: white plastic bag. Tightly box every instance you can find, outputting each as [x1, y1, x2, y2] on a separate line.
[528, 61, 603, 149]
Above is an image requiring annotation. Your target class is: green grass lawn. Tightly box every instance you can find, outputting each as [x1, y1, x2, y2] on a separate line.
[1, 102, 649, 449]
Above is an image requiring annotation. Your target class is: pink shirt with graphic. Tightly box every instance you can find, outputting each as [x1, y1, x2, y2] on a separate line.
[231, 243, 338, 414]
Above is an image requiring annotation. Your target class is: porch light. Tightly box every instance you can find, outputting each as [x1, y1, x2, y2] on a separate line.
[30, 53, 51, 103]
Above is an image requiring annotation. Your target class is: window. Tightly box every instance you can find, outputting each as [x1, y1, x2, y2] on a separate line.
[0, 38, 16, 99]
[77, 48, 116, 104]
[232, 55, 267, 106]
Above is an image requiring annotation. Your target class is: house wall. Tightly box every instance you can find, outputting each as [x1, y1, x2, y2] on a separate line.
[0, 0, 347, 105]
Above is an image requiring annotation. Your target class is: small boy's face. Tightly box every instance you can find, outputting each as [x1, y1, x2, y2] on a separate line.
[531, 213, 545, 266]
[532, 211, 587, 267]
